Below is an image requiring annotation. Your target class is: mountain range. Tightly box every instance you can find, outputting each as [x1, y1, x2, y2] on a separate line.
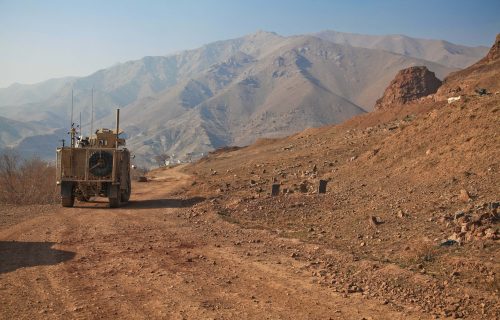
[0, 30, 488, 166]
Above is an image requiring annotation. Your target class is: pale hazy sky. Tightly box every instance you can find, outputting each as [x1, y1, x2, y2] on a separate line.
[1, 0, 499, 88]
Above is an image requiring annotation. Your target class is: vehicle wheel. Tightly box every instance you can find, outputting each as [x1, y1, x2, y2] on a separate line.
[109, 196, 121, 208]
[121, 179, 131, 202]
[61, 182, 74, 207]
[62, 195, 75, 207]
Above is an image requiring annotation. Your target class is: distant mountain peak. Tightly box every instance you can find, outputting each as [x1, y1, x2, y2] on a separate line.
[252, 30, 279, 36]
[313, 30, 489, 69]
[1, 29, 486, 167]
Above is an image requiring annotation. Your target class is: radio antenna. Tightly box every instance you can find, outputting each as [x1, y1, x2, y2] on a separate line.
[70, 89, 74, 129]
[70, 89, 75, 147]
[116, 108, 120, 149]
[91, 87, 94, 137]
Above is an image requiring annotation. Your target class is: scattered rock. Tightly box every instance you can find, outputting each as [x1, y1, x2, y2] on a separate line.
[346, 284, 363, 293]
[369, 216, 383, 227]
[299, 181, 308, 193]
[440, 239, 458, 247]
[458, 189, 471, 203]
[454, 210, 465, 220]
[449, 232, 465, 244]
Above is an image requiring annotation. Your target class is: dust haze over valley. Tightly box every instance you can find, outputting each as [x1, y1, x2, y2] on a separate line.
[0, 30, 487, 166]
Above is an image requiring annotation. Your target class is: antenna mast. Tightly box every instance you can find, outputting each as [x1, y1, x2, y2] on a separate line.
[91, 87, 94, 137]
[70, 89, 75, 147]
[116, 108, 120, 149]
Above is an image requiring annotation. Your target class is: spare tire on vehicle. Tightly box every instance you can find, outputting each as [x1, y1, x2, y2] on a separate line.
[89, 151, 113, 177]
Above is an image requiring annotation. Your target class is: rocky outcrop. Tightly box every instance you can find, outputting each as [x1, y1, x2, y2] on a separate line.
[435, 34, 500, 100]
[483, 33, 500, 62]
[374, 66, 442, 110]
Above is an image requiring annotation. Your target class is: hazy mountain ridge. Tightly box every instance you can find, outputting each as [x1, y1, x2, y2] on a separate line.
[0, 76, 76, 108]
[0, 116, 50, 149]
[0, 30, 485, 166]
[313, 30, 488, 69]
[117, 35, 456, 165]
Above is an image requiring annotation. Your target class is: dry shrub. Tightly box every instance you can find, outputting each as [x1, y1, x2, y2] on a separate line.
[0, 151, 59, 205]
[131, 166, 149, 180]
[405, 241, 439, 265]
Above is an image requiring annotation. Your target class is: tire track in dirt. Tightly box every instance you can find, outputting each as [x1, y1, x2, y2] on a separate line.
[1, 166, 421, 319]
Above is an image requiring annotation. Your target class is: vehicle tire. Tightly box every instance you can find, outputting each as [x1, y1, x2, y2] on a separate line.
[61, 182, 74, 207]
[109, 196, 121, 208]
[62, 195, 75, 207]
[108, 184, 121, 208]
[121, 179, 131, 202]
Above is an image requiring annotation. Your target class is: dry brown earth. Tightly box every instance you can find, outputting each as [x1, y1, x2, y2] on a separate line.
[1, 166, 428, 319]
[185, 92, 499, 319]
[1, 33, 498, 320]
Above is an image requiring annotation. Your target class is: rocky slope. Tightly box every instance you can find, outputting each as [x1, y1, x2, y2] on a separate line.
[183, 35, 500, 319]
[121, 34, 459, 166]
[436, 33, 500, 100]
[0, 31, 481, 165]
[374, 66, 442, 110]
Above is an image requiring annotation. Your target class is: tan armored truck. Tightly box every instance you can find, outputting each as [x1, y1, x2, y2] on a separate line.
[56, 109, 131, 208]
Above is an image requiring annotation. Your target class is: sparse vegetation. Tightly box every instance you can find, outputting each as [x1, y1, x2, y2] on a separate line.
[0, 151, 58, 205]
[404, 242, 440, 266]
[131, 165, 149, 181]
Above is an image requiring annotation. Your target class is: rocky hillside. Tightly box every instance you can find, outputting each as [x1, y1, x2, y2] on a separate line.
[436, 33, 500, 100]
[183, 35, 500, 318]
[121, 34, 459, 166]
[0, 31, 485, 165]
[0, 116, 49, 150]
[374, 66, 442, 110]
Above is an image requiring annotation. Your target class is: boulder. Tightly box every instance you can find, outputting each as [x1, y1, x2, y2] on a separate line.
[375, 66, 442, 110]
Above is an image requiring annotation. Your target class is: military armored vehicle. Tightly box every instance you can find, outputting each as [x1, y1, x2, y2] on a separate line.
[56, 109, 131, 208]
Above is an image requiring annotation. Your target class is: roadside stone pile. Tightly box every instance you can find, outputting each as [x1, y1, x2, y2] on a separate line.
[443, 202, 499, 244]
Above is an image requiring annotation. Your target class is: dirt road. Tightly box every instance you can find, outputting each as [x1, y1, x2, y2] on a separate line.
[1, 166, 423, 319]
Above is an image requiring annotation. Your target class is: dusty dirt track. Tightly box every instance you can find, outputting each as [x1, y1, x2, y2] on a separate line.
[0, 166, 424, 320]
